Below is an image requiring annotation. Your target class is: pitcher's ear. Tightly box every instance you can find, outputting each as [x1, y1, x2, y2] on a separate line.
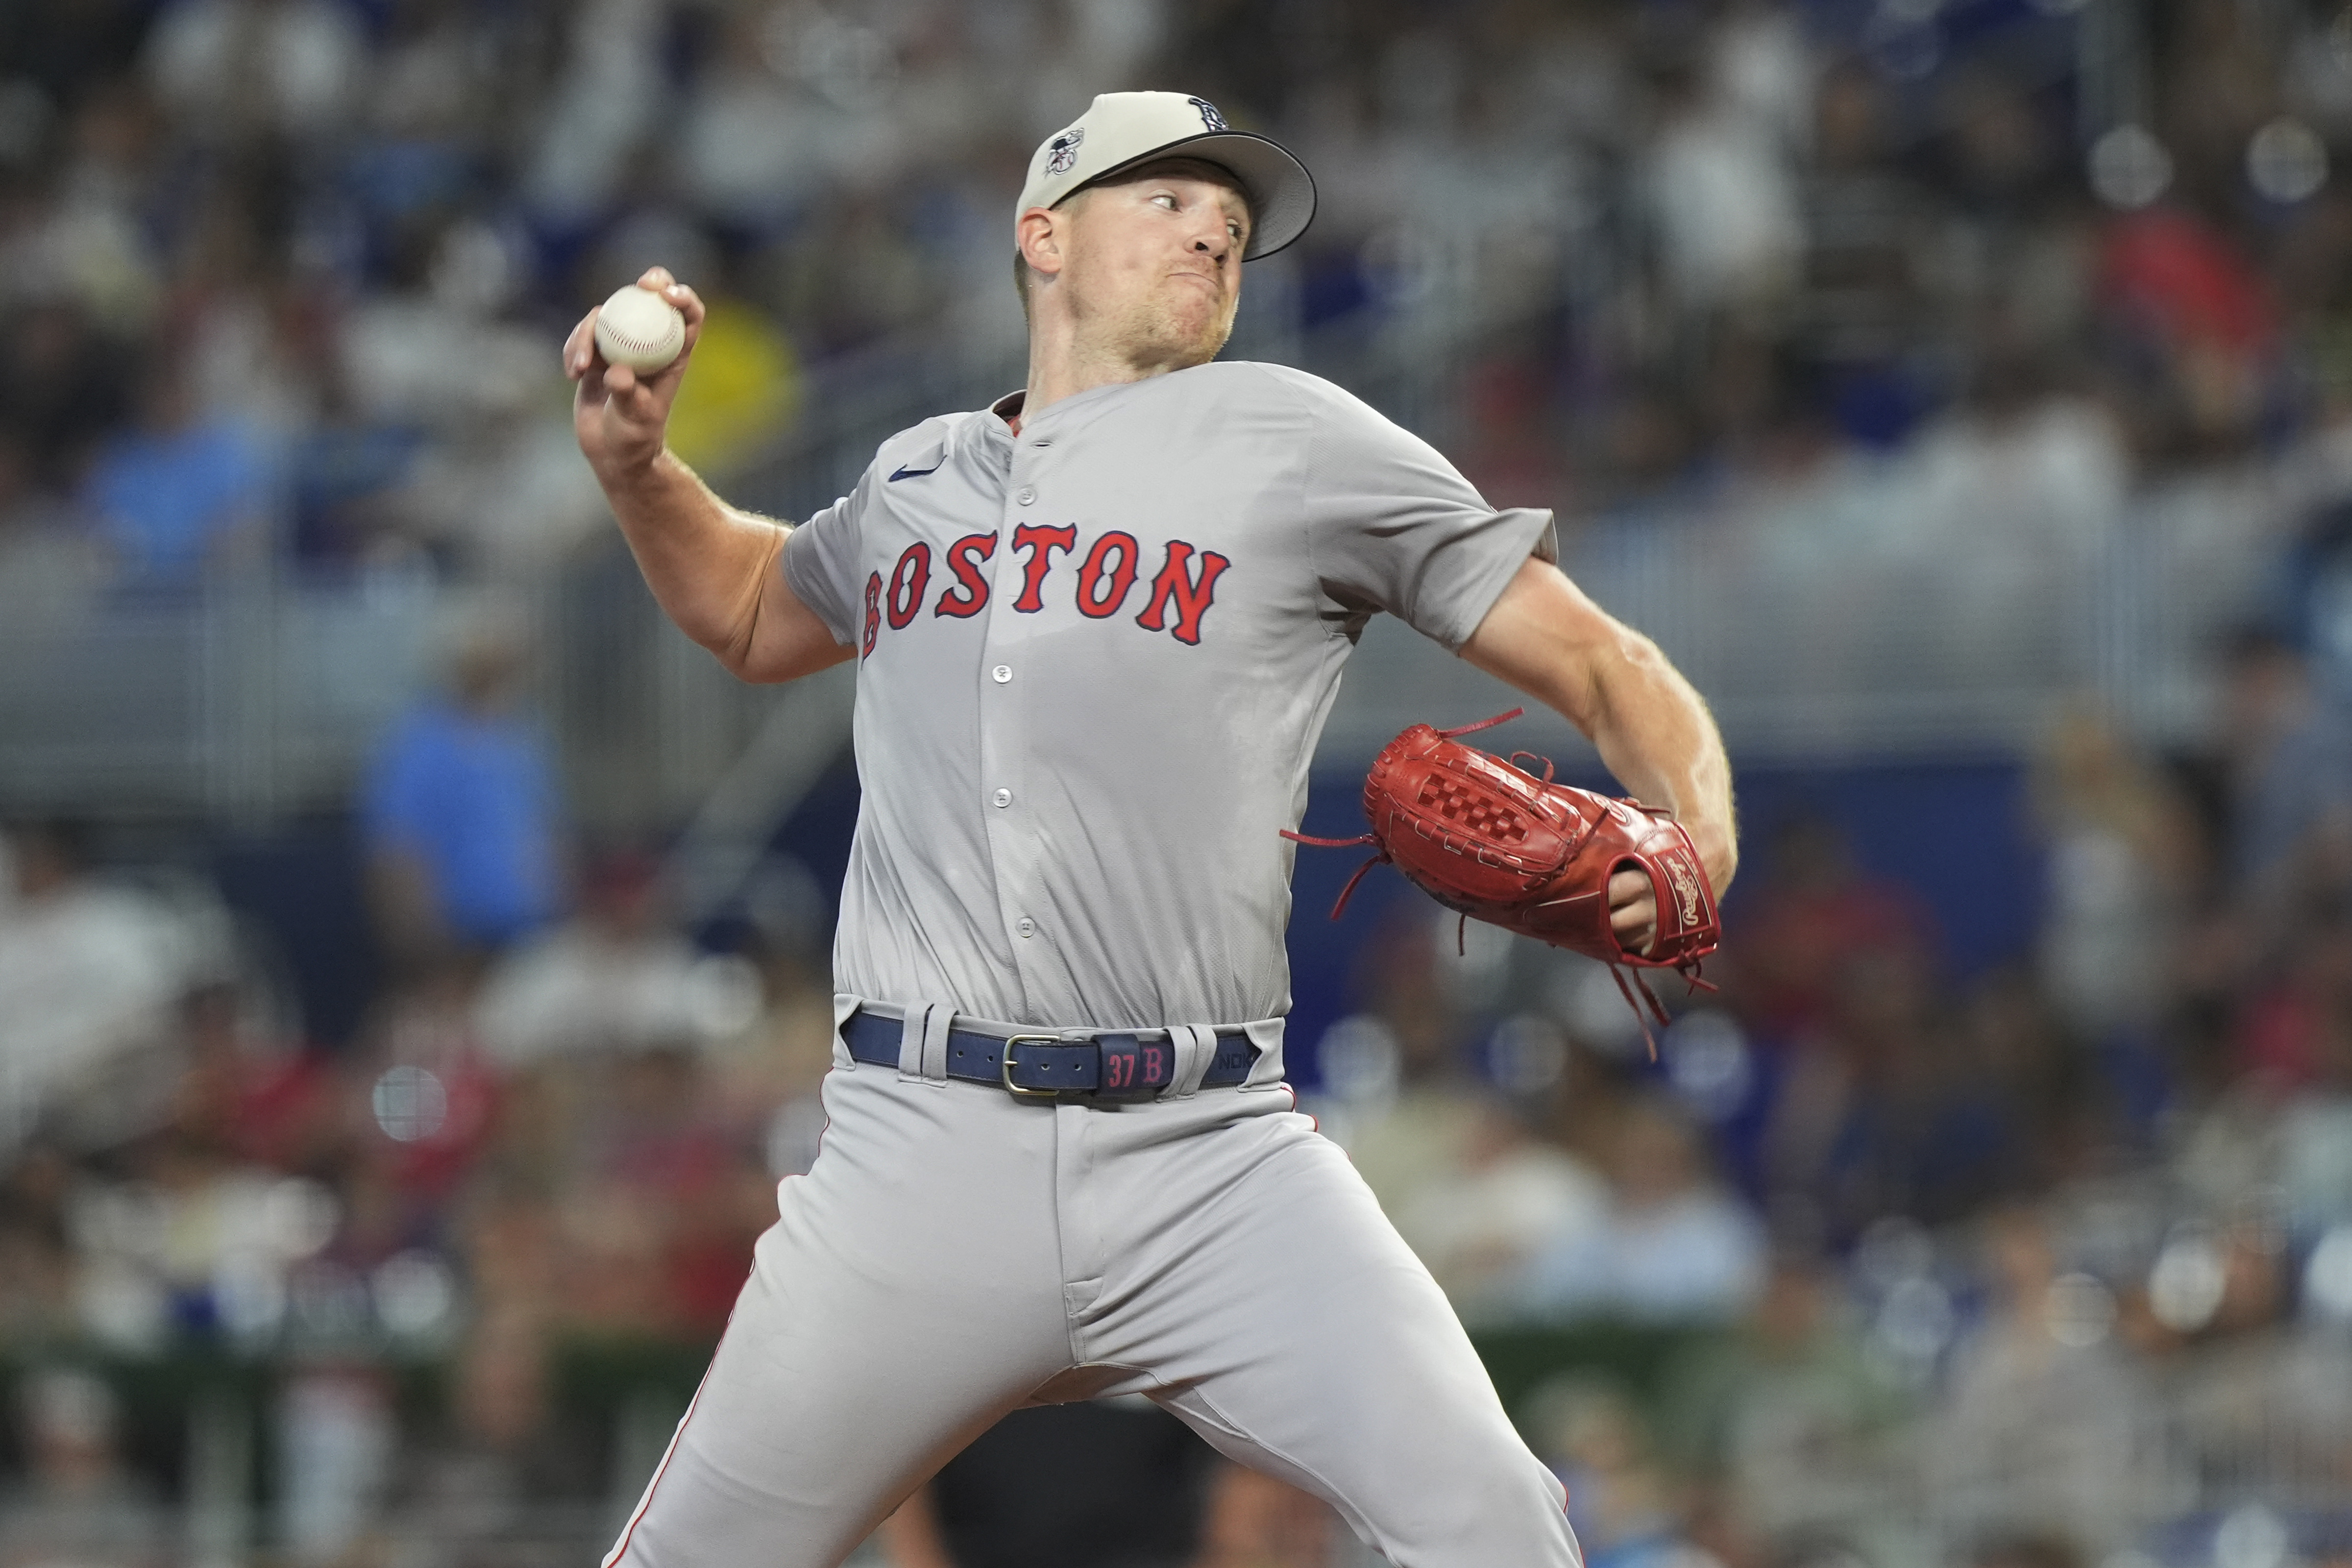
[1016, 206, 1066, 279]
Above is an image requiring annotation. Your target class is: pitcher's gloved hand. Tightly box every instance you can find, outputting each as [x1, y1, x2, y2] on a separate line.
[1285, 710, 1721, 1050]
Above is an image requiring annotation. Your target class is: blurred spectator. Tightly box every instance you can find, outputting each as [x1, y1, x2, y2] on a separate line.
[1927, 1204, 2169, 1553]
[45, 79, 165, 330]
[1390, 1095, 1607, 1322]
[1661, 1250, 1913, 1547]
[0, 1368, 167, 1568]
[726, 935, 840, 1176]
[2096, 205, 2278, 462]
[559, 1045, 768, 1334]
[1772, 961, 2058, 1235]
[1932, 70, 2070, 238]
[2234, 912, 2352, 1091]
[2166, 1288, 2352, 1508]
[1642, 48, 1802, 316]
[143, 0, 366, 148]
[669, 11, 834, 232]
[170, 980, 340, 1176]
[1322, 913, 1488, 1218]
[352, 965, 499, 1203]
[2219, 628, 2352, 904]
[64, 1119, 342, 1355]
[472, 848, 710, 1071]
[2276, 969, 2352, 1236]
[0, 820, 194, 1159]
[2032, 710, 2202, 1044]
[79, 350, 273, 583]
[1528, 1377, 1715, 1568]
[0, 433, 107, 635]
[336, 219, 556, 438]
[519, 0, 666, 225]
[0, 1148, 75, 1340]
[282, 367, 425, 566]
[362, 620, 563, 974]
[1727, 816, 1939, 1045]
[1517, 1094, 1765, 1323]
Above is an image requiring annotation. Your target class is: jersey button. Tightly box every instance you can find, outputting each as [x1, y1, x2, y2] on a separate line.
[992, 787, 1012, 808]
[1016, 917, 1036, 938]
[991, 664, 1012, 684]
[1015, 486, 1037, 506]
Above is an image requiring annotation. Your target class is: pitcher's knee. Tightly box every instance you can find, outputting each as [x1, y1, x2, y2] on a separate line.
[1365, 1453, 1578, 1566]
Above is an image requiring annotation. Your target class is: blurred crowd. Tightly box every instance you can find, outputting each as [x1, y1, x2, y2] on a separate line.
[7, 0, 2352, 1566]
[17, 632, 2352, 1568]
[16, 0, 2352, 591]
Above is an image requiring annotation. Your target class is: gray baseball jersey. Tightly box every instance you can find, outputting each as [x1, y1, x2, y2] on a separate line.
[780, 359, 1555, 1032]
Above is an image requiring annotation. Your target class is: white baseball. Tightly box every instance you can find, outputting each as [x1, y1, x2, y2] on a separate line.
[593, 284, 687, 374]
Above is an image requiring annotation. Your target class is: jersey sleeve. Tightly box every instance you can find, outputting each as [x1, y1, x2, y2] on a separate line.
[778, 482, 868, 648]
[1295, 375, 1558, 650]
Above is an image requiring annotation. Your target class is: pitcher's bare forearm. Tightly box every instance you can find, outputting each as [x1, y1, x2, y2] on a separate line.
[598, 449, 786, 666]
[601, 453, 851, 684]
[1587, 645, 1735, 885]
[1461, 556, 1738, 892]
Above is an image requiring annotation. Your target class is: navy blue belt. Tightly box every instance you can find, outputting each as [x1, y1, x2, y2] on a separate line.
[843, 1009, 1259, 1103]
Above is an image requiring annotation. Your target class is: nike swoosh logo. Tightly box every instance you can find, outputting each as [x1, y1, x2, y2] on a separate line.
[888, 463, 941, 481]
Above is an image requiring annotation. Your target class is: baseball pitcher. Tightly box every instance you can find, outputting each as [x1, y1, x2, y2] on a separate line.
[566, 91, 1737, 1568]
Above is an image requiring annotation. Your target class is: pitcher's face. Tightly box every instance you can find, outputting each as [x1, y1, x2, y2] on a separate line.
[1054, 160, 1251, 371]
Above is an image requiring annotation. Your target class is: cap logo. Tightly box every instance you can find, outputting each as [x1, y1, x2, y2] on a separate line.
[1188, 97, 1227, 131]
[1045, 126, 1084, 175]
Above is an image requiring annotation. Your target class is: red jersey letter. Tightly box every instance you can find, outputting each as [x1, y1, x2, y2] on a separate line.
[1075, 530, 1140, 619]
[1010, 523, 1078, 613]
[1134, 539, 1230, 645]
[933, 532, 998, 618]
[861, 572, 883, 656]
[885, 542, 931, 630]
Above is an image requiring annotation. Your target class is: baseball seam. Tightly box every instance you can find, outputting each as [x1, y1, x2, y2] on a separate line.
[600, 321, 680, 356]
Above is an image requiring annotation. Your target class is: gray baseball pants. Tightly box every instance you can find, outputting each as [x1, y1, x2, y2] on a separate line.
[602, 1020, 1582, 1567]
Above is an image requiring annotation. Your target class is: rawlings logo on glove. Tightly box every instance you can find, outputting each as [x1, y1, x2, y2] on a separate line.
[1284, 710, 1721, 1053]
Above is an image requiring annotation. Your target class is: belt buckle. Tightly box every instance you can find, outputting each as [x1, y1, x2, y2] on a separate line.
[1000, 1034, 1072, 1102]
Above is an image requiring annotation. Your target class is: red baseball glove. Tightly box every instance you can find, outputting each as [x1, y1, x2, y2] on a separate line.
[1285, 710, 1720, 1050]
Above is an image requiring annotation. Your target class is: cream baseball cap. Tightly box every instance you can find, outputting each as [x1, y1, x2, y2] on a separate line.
[1017, 91, 1316, 261]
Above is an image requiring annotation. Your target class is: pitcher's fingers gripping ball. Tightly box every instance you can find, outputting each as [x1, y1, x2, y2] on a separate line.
[565, 270, 707, 477]
[1287, 708, 1722, 1049]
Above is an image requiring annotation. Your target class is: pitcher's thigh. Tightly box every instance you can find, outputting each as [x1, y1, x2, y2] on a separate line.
[608, 1219, 1071, 1568]
[607, 1074, 1074, 1568]
[1121, 1134, 1580, 1566]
